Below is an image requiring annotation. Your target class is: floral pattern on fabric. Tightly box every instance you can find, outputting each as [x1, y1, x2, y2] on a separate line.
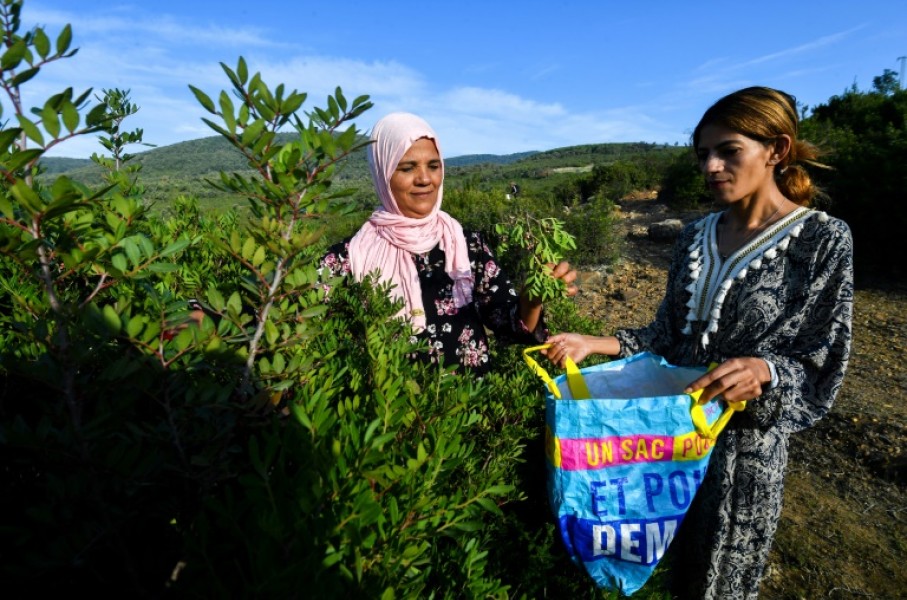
[615, 210, 854, 599]
[320, 230, 546, 376]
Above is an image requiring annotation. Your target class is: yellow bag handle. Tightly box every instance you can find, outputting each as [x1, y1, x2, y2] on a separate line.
[688, 364, 746, 440]
[690, 396, 746, 440]
[523, 344, 590, 399]
[523, 346, 743, 440]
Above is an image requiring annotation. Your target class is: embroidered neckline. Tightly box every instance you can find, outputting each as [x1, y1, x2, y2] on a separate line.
[681, 207, 826, 349]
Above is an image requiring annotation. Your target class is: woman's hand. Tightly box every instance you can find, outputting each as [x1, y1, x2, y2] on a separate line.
[543, 333, 620, 367]
[519, 261, 578, 331]
[684, 357, 773, 404]
[549, 260, 578, 298]
[543, 333, 590, 367]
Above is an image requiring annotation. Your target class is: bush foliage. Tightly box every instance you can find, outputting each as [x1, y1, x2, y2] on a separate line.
[0, 3, 612, 597]
[3, 1, 901, 597]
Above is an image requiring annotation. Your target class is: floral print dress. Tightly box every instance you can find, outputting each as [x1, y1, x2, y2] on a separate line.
[615, 208, 854, 599]
[320, 229, 546, 376]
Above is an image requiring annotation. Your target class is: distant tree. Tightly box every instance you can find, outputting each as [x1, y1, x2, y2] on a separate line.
[802, 74, 907, 280]
[872, 69, 900, 96]
[659, 150, 709, 208]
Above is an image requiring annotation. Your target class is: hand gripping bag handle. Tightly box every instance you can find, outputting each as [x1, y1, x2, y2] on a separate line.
[523, 345, 743, 440]
[523, 344, 591, 399]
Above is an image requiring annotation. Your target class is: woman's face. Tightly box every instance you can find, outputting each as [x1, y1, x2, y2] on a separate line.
[696, 124, 775, 204]
[390, 137, 442, 219]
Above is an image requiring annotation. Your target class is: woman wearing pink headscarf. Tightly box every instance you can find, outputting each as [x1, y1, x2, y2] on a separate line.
[320, 112, 576, 375]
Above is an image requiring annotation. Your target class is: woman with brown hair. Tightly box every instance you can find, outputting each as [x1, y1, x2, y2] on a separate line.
[546, 87, 854, 598]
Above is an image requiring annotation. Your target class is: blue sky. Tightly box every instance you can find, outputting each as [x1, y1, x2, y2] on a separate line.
[11, 0, 907, 159]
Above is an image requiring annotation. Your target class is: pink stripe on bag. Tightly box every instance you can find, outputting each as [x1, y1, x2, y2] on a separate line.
[559, 435, 675, 471]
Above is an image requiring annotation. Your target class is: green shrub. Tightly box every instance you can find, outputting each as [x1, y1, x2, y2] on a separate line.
[658, 151, 709, 209]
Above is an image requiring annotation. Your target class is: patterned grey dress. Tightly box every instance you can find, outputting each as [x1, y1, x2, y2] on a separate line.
[615, 207, 854, 599]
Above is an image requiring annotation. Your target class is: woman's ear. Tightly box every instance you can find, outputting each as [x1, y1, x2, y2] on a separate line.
[771, 134, 792, 164]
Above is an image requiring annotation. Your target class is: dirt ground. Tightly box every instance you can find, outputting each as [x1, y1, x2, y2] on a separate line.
[571, 195, 907, 599]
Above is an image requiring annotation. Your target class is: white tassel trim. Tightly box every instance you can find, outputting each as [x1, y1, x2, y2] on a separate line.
[764, 248, 778, 260]
[818, 211, 829, 222]
[682, 323, 693, 335]
[736, 268, 748, 279]
[750, 258, 763, 270]
[707, 320, 719, 333]
[701, 333, 710, 348]
[791, 224, 803, 237]
[686, 297, 698, 308]
[778, 237, 790, 251]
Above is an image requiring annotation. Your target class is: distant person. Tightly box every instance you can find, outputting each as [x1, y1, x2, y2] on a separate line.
[545, 87, 853, 598]
[319, 112, 576, 375]
[509, 181, 520, 197]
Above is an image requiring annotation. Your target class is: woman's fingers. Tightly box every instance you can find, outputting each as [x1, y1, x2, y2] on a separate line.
[686, 358, 767, 404]
[550, 261, 579, 297]
[545, 333, 588, 367]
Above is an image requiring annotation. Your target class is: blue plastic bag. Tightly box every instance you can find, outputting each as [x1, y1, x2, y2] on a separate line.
[523, 348, 742, 595]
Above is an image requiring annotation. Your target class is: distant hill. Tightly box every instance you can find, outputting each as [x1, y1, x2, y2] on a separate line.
[446, 151, 539, 167]
[41, 138, 543, 177]
[38, 135, 680, 211]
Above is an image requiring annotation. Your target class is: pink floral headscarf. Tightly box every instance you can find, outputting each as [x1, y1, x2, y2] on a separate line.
[347, 112, 473, 331]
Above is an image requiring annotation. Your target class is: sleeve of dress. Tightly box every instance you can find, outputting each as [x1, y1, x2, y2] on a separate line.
[468, 231, 548, 345]
[316, 240, 353, 296]
[749, 217, 855, 433]
[615, 223, 697, 358]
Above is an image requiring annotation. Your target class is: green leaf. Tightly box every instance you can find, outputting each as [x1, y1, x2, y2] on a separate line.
[0, 195, 14, 219]
[219, 91, 236, 134]
[241, 119, 265, 145]
[0, 127, 21, 151]
[236, 56, 248, 84]
[55, 24, 73, 56]
[300, 305, 327, 319]
[322, 552, 343, 568]
[226, 291, 242, 315]
[61, 101, 79, 133]
[126, 315, 144, 338]
[123, 238, 141, 268]
[33, 28, 51, 59]
[272, 352, 285, 373]
[483, 484, 514, 496]
[251, 245, 266, 267]
[188, 85, 216, 114]
[102, 304, 122, 334]
[146, 262, 179, 273]
[475, 497, 503, 516]
[10, 180, 43, 212]
[11, 67, 39, 86]
[41, 103, 60, 138]
[85, 102, 107, 127]
[264, 319, 278, 345]
[111, 253, 128, 272]
[241, 236, 255, 261]
[0, 39, 26, 70]
[16, 115, 44, 147]
[160, 239, 190, 258]
[207, 288, 226, 311]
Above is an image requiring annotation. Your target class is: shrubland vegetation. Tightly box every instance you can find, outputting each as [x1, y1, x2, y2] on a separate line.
[2, 0, 903, 596]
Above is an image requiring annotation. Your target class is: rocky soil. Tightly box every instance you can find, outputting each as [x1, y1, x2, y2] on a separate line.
[571, 194, 907, 598]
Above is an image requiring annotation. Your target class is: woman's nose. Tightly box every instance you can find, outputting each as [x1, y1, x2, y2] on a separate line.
[702, 155, 721, 173]
[414, 168, 430, 184]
